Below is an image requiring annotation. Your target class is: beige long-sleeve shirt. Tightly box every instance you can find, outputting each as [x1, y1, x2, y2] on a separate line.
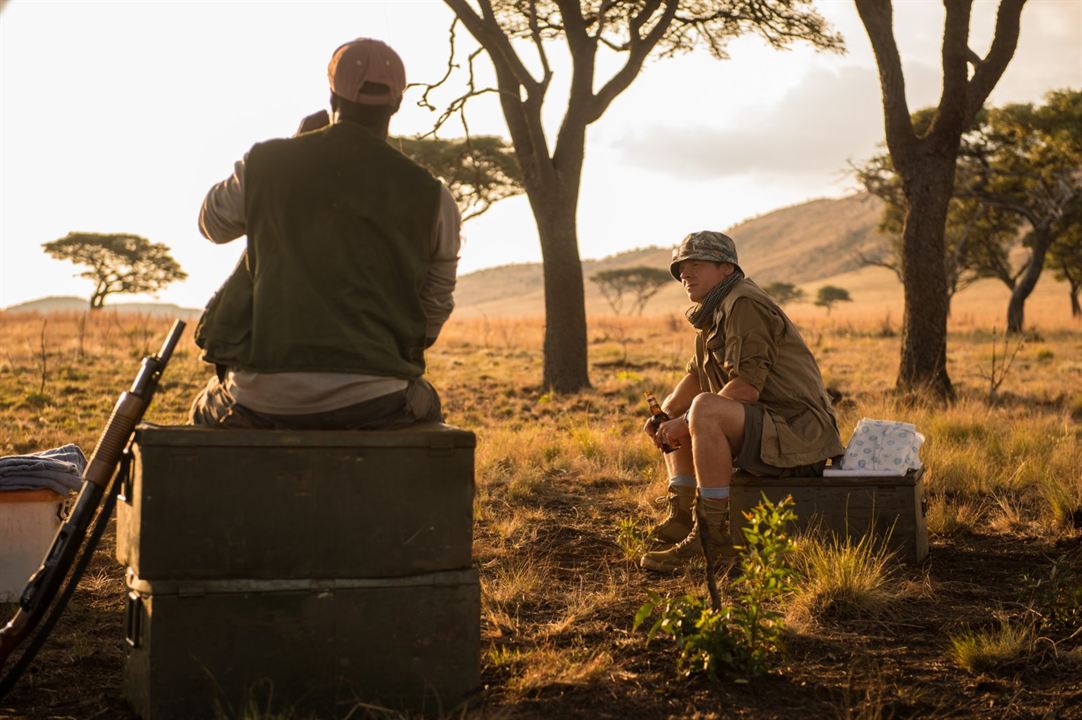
[199, 146, 461, 414]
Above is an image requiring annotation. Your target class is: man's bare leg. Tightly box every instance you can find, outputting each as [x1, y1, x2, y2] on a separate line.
[641, 394, 745, 571]
[686, 393, 746, 491]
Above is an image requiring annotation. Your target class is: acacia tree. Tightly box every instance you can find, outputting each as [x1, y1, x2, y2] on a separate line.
[592, 266, 671, 315]
[855, 113, 1022, 301]
[960, 90, 1081, 332]
[763, 281, 806, 305]
[395, 134, 523, 220]
[855, 0, 1027, 398]
[1049, 204, 1082, 318]
[814, 285, 852, 315]
[857, 92, 1081, 331]
[42, 233, 187, 309]
[435, 0, 842, 392]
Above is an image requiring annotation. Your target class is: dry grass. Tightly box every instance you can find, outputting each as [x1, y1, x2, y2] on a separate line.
[949, 619, 1038, 674]
[1, 306, 1081, 718]
[788, 531, 899, 626]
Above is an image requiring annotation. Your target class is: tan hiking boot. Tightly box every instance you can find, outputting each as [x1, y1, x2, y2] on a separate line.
[647, 484, 696, 548]
[640, 495, 735, 573]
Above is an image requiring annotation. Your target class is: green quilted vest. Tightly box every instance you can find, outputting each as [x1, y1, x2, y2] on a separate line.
[196, 120, 441, 378]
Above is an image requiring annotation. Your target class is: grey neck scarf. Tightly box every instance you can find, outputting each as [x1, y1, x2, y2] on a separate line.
[686, 270, 745, 330]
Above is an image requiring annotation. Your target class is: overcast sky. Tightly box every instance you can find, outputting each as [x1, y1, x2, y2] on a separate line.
[1, 0, 1079, 310]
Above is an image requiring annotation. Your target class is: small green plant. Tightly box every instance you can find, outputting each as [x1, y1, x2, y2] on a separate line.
[615, 515, 648, 560]
[634, 495, 797, 679]
[949, 619, 1035, 673]
[485, 643, 525, 668]
[1024, 555, 1082, 634]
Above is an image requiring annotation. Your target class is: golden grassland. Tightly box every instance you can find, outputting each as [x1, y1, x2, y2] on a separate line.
[0, 306, 1080, 718]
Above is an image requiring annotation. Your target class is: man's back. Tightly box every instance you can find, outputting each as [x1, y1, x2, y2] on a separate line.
[237, 120, 441, 376]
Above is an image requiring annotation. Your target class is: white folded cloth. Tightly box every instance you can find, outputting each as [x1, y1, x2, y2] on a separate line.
[825, 418, 924, 477]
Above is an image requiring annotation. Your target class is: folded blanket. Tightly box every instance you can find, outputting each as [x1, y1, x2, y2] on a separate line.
[0, 444, 87, 493]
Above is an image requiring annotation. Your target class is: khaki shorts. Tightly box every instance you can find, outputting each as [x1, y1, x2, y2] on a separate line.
[732, 403, 827, 478]
[188, 376, 443, 430]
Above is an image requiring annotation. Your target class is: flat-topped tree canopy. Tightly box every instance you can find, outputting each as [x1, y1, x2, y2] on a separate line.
[42, 232, 187, 310]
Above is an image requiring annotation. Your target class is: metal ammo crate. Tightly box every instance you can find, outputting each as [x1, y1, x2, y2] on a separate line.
[116, 423, 479, 719]
[730, 468, 928, 562]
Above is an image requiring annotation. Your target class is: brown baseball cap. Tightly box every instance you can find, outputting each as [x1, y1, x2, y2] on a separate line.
[328, 38, 406, 107]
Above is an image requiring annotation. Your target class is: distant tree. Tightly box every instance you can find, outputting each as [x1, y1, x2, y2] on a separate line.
[591, 267, 671, 315]
[958, 90, 1082, 332]
[814, 285, 852, 316]
[763, 281, 806, 305]
[394, 135, 523, 221]
[855, 0, 1026, 398]
[1049, 204, 1082, 318]
[42, 233, 187, 310]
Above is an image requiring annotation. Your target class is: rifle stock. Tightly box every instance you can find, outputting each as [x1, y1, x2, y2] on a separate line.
[0, 319, 185, 687]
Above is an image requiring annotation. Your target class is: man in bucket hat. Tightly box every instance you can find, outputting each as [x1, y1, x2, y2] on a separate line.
[189, 38, 460, 430]
[640, 231, 844, 572]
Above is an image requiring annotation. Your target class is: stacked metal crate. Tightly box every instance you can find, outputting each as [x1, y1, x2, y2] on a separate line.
[116, 424, 479, 719]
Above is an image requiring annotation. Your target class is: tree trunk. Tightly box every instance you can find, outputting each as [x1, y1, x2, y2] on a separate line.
[898, 162, 955, 399]
[1070, 285, 1081, 318]
[1006, 230, 1053, 333]
[532, 192, 590, 392]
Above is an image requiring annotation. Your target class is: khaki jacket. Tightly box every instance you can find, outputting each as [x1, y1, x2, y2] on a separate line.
[689, 278, 844, 467]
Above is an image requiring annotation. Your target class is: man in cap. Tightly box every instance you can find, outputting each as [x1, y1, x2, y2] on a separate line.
[640, 231, 844, 572]
[189, 38, 460, 429]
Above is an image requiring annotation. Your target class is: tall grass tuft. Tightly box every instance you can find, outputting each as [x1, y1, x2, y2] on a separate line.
[788, 531, 897, 625]
[925, 495, 984, 537]
[949, 620, 1036, 674]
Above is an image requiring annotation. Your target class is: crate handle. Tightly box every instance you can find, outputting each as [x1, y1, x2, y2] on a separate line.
[117, 450, 135, 506]
[125, 591, 142, 648]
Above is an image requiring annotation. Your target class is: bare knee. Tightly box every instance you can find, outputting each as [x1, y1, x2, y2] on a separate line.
[687, 393, 744, 442]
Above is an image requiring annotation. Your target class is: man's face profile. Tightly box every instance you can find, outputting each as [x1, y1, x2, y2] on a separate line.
[678, 260, 732, 303]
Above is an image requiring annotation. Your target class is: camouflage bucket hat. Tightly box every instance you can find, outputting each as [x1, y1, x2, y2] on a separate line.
[669, 231, 739, 280]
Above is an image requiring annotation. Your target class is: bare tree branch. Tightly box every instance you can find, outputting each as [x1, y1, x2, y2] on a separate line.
[965, 0, 1027, 126]
[855, 0, 918, 168]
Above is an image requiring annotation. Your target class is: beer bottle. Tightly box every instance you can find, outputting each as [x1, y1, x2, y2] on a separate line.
[644, 391, 680, 454]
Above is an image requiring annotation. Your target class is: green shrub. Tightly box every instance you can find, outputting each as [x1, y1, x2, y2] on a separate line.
[634, 495, 797, 679]
[1025, 555, 1082, 633]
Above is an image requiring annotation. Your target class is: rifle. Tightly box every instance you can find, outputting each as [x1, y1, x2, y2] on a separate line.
[0, 319, 185, 698]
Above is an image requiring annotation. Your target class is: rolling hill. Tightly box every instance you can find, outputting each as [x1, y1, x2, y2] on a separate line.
[7, 192, 1075, 328]
[3, 296, 202, 318]
[454, 192, 888, 316]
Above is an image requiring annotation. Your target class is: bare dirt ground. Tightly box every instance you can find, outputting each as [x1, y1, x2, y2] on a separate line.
[1, 311, 1080, 719]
